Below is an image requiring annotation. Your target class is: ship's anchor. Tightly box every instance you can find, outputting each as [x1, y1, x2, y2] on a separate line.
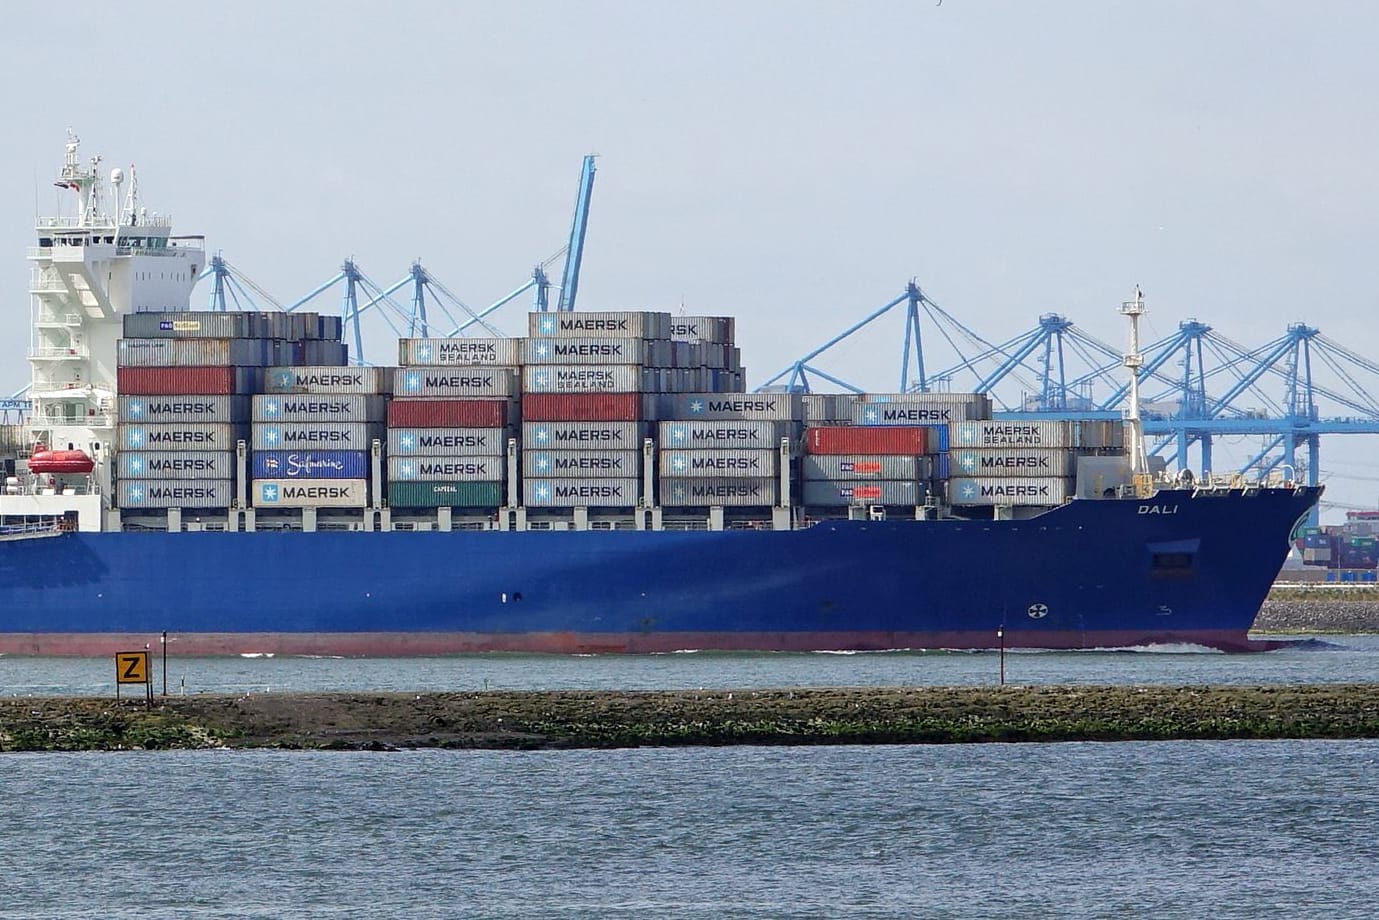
[1027, 603, 1049, 619]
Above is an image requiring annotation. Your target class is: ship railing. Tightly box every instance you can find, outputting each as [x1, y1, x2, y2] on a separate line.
[0, 516, 67, 536]
[29, 346, 91, 359]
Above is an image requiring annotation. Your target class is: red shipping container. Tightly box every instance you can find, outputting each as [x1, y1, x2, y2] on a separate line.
[387, 398, 511, 428]
[116, 366, 259, 395]
[521, 393, 643, 422]
[806, 425, 928, 455]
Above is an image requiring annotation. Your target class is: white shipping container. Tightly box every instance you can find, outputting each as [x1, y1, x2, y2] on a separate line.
[948, 476, 1073, 506]
[658, 449, 776, 478]
[252, 394, 387, 423]
[951, 420, 1072, 449]
[527, 310, 670, 340]
[951, 448, 1078, 478]
[119, 423, 244, 451]
[118, 450, 236, 480]
[522, 364, 645, 394]
[387, 455, 505, 482]
[522, 450, 640, 477]
[522, 421, 645, 449]
[263, 366, 392, 395]
[656, 392, 800, 421]
[658, 419, 784, 450]
[117, 395, 250, 424]
[523, 338, 662, 366]
[852, 397, 989, 426]
[669, 316, 734, 344]
[387, 427, 508, 455]
[659, 477, 777, 507]
[116, 338, 280, 367]
[253, 478, 369, 508]
[119, 479, 235, 508]
[252, 422, 380, 450]
[523, 477, 639, 507]
[392, 366, 519, 398]
[399, 338, 524, 366]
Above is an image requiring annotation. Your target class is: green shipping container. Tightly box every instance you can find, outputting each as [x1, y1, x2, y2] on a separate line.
[386, 480, 504, 508]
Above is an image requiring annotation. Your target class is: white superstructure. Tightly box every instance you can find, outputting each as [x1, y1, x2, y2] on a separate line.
[27, 130, 203, 455]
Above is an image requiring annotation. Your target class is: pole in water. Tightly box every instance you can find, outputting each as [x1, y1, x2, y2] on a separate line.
[161, 631, 168, 697]
[997, 628, 1005, 687]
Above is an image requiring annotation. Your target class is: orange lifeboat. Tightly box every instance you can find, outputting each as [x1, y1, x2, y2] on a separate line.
[28, 443, 95, 475]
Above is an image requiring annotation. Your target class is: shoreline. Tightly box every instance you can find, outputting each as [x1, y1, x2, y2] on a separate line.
[3, 685, 1378, 752]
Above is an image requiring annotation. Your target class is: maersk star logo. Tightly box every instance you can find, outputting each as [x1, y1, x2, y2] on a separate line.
[128, 457, 144, 475]
[532, 370, 551, 390]
[126, 428, 145, 448]
[127, 484, 144, 504]
[533, 455, 551, 473]
[539, 316, 556, 334]
[127, 400, 145, 419]
[959, 453, 977, 472]
[688, 399, 705, 415]
[530, 425, 551, 444]
[263, 398, 280, 418]
[262, 427, 281, 447]
[863, 406, 881, 423]
[399, 433, 416, 452]
[399, 461, 416, 479]
[956, 422, 977, 446]
[416, 343, 433, 362]
[960, 482, 977, 500]
[403, 371, 422, 393]
[669, 423, 688, 443]
[670, 454, 688, 472]
[275, 370, 295, 389]
[260, 483, 280, 503]
[672, 484, 687, 501]
[532, 342, 550, 359]
[534, 481, 551, 501]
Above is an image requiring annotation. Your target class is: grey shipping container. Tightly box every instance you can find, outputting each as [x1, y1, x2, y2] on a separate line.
[656, 392, 801, 421]
[669, 316, 734, 344]
[117, 395, 250, 424]
[522, 421, 645, 449]
[524, 338, 668, 366]
[116, 338, 285, 368]
[852, 396, 990, 426]
[252, 394, 387, 423]
[523, 477, 639, 507]
[527, 310, 670, 340]
[802, 394, 861, 425]
[948, 476, 1073, 506]
[659, 477, 778, 507]
[117, 450, 237, 480]
[387, 427, 508, 456]
[1073, 420, 1126, 449]
[802, 455, 929, 481]
[118, 478, 235, 509]
[119, 422, 245, 451]
[263, 366, 393, 395]
[387, 455, 505, 483]
[399, 338, 524, 367]
[522, 364, 647, 394]
[522, 449, 641, 478]
[951, 420, 1072, 449]
[253, 478, 369, 508]
[950, 448, 1078, 478]
[252, 422, 381, 450]
[658, 419, 787, 450]
[802, 479, 929, 506]
[392, 366, 518, 398]
[658, 449, 776, 478]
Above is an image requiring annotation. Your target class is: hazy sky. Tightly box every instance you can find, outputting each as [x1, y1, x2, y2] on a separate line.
[3, 1, 1377, 518]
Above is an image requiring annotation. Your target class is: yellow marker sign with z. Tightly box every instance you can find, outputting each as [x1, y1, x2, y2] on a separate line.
[116, 651, 150, 684]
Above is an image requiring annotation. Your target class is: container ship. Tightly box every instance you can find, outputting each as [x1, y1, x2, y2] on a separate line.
[0, 136, 1321, 656]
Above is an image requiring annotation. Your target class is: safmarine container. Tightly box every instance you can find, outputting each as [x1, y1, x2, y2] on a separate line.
[122, 312, 268, 339]
[522, 364, 645, 394]
[118, 479, 235, 509]
[262, 366, 393, 395]
[252, 450, 370, 480]
[522, 450, 640, 477]
[950, 420, 1072, 449]
[948, 476, 1073, 506]
[387, 399, 516, 428]
[252, 395, 387, 423]
[253, 479, 369, 508]
[805, 426, 928, 455]
[387, 456, 505, 482]
[116, 338, 282, 367]
[523, 338, 663, 366]
[399, 338, 523, 366]
[522, 421, 645, 449]
[658, 420, 783, 450]
[520, 393, 648, 422]
[950, 448, 1078, 478]
[117, 395, 250, 424]
[527, 310, 670, 340]
[386, 480, 504, 508]
[116, 366, 262, 395]
[251, 423, 378, 450]
[119, 423, 245, 451]
[522, 477, 639, 507]
[117, 450, 235, 480]
[658, 449, 775, 478]
[659, 477, 778, 507]
[392, 367, 518, 398]
[657, 392, 800, 421]
[801, 480, 927, 506]
[802, 455, 926, 480]
[387, 427, 507, 455]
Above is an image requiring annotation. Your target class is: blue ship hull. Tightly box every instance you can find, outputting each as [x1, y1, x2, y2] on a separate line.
[0, 486, 1320, 656]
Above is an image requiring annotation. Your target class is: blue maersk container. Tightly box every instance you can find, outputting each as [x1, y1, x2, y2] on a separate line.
[252, 450, 370, 480]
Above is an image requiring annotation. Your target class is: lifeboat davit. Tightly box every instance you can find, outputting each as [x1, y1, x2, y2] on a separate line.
[28, 444, 95, 475]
